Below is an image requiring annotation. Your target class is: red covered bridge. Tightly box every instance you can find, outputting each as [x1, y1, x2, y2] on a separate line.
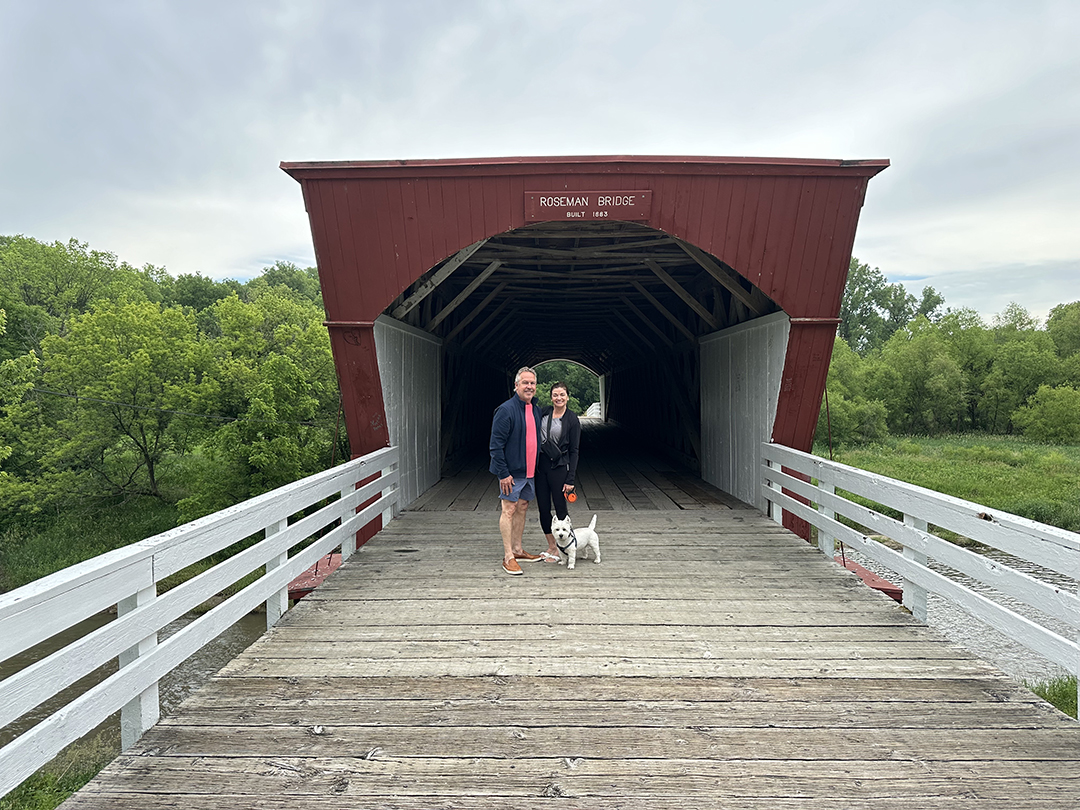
[12, 155, 1080, 809]
[280, 155, 889, 529]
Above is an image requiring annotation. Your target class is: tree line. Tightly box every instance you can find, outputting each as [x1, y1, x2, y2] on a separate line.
[823, 258, 1080, 447]
[0, 235, 342, 523]
[3, 237, 1078, 530]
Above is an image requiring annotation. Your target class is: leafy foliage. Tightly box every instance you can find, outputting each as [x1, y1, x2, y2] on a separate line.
[1012, 386, 1080, 444]
[838, 257, 943, 355]
[824, 276, 1078, 446]
[1046, 301, 1080, 358]
[534, 360, 600, 414]
[0, 235, 341, 524]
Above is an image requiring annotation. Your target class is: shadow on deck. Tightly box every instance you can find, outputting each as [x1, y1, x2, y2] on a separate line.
[413, 419, 746, 513]
[59, 434, 1080, 808]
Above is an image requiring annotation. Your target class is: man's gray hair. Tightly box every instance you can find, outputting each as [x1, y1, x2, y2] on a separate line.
[514, 366, 538, 385]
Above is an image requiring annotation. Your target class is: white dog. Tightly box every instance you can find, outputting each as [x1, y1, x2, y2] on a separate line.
[551, 514, 601, 570]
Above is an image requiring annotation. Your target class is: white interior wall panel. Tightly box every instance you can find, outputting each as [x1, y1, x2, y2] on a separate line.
[699, 312, 789, 510]
[374, 315, 442, 508]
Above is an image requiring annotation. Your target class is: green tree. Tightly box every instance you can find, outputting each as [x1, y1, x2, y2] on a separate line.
[177, 288, 340, 519]
[247, 261, 322, 304]
[979, 305, 1060, 434]
[868, 318, 967, 435]
[1046, 301, 1080, 358]
[1012, 385, 1080, 444]
[0, 310, 40, 470]
[979, 336, 1061, 433]
[29, 302, 206, 502]
[815, 391, 889, 448]
[933, 308, 992, 431]
[0, 236, 163, 357]
[816, 337, 890, 447]
[839, 258, 942, 355]
[162, 272, 240, 312]
[534, 360, 599, 412]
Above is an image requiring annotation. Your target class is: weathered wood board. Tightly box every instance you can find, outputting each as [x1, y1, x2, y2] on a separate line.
[59, 507, 1080, 809]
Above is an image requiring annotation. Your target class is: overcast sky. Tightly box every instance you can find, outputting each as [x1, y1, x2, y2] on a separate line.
[2, 0, 1077, 321]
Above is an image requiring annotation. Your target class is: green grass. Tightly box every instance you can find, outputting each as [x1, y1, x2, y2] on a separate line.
[0, 731, 118, 810]
[818, 434, 1080, 533]
[0, 496, 180, 591]
[1026, 675, 1079, 720]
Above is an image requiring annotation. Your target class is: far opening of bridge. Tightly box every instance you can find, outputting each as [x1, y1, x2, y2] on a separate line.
[281, 155, 888, 533]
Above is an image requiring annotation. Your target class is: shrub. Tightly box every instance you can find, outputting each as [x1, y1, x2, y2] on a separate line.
[1013, 385, 1080, 444]
[816, 392, 889, 448]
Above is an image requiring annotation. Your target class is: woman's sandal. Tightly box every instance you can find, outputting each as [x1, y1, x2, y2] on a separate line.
[539, 551, 561, 563]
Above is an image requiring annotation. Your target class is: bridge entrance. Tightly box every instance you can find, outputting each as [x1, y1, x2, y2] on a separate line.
[281, 156, 888, 527]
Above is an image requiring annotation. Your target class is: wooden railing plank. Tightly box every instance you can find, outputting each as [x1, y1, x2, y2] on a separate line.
[0, 448, 399, 799]
[0, 557, 154, 662]
[761, 442, 1080, 710]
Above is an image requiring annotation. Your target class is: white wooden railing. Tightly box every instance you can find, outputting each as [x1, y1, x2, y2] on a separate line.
[0, 446, 399, 797]
[762, 442, 1080, 711]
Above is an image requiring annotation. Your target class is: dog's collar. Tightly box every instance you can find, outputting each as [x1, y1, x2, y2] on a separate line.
[556, 527, 578, 554]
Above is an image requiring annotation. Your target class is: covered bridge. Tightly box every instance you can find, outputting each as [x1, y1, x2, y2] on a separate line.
[280, 155, 888, 529]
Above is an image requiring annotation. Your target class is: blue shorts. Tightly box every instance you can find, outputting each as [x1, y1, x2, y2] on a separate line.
[499, 476, 535, 502]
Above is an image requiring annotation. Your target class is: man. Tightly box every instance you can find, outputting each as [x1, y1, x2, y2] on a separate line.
[489, 366, 544, 575]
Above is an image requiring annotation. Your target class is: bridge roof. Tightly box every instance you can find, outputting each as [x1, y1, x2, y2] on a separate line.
[281, 155, 887, 376]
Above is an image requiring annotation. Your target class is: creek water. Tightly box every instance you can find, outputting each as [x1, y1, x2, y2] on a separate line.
[1, 610, 266, 749]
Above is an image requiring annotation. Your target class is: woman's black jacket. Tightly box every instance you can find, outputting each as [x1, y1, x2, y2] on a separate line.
[539, 406, 581, 486]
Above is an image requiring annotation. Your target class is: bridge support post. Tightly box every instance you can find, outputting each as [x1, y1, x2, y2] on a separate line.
[265, 518, 290, 630]
[341, 484, 358, 561]
[902, 514, 929, 622]
[118, 585, 160, 750]
[817, 483, 835, 558]
[764, 458, 782, 525]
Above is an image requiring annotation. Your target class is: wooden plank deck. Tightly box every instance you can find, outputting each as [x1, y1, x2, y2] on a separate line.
[410, 419, 747, 513]
[62, 501, 1080, 808]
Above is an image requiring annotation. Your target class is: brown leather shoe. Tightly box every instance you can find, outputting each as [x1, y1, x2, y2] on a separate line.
[502, 558, 524, 575]
[514, 550, 542, 563]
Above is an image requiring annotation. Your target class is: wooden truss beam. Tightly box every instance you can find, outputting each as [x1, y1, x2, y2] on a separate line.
[675, 240, 763, 315]
[620, 295, 674, 348]
[630, 280, 696, 341]
[443, 281, 507, 342]
[643, 259, 720, 331]
[459, 297, 512, 348]
[391, 239, 488, 320]
[427, 260, 502, 331]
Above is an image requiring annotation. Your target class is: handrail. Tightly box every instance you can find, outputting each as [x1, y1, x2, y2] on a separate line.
[762, 442, 1080, 713]
[0, 446, 399, 797]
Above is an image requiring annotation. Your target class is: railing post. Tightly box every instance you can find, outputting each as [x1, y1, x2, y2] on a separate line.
[264, 518, 290, 630]
[380, 461, 399, 529]
[340, 484, 358, 561]
[118, 585, 160, 750]
[764, 456, 782, 525]
[817, 482, 836, 559]
[902, 514, 929, 622]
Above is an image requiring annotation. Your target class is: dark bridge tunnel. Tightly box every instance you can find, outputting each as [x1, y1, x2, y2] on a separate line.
[388, 219, 781, 474]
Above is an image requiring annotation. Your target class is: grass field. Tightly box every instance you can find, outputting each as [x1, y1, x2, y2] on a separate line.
[0, 497, 180, 592]
[818, 433, 1080, 533]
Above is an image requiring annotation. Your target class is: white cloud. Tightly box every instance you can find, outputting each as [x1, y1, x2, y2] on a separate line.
[1, 0, 1078, 316]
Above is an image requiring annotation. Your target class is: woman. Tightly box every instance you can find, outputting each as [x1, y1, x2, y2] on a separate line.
[535, 382, 582, 562]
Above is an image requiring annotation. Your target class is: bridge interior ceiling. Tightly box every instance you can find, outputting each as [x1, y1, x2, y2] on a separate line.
[386, 221, 780, 375]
